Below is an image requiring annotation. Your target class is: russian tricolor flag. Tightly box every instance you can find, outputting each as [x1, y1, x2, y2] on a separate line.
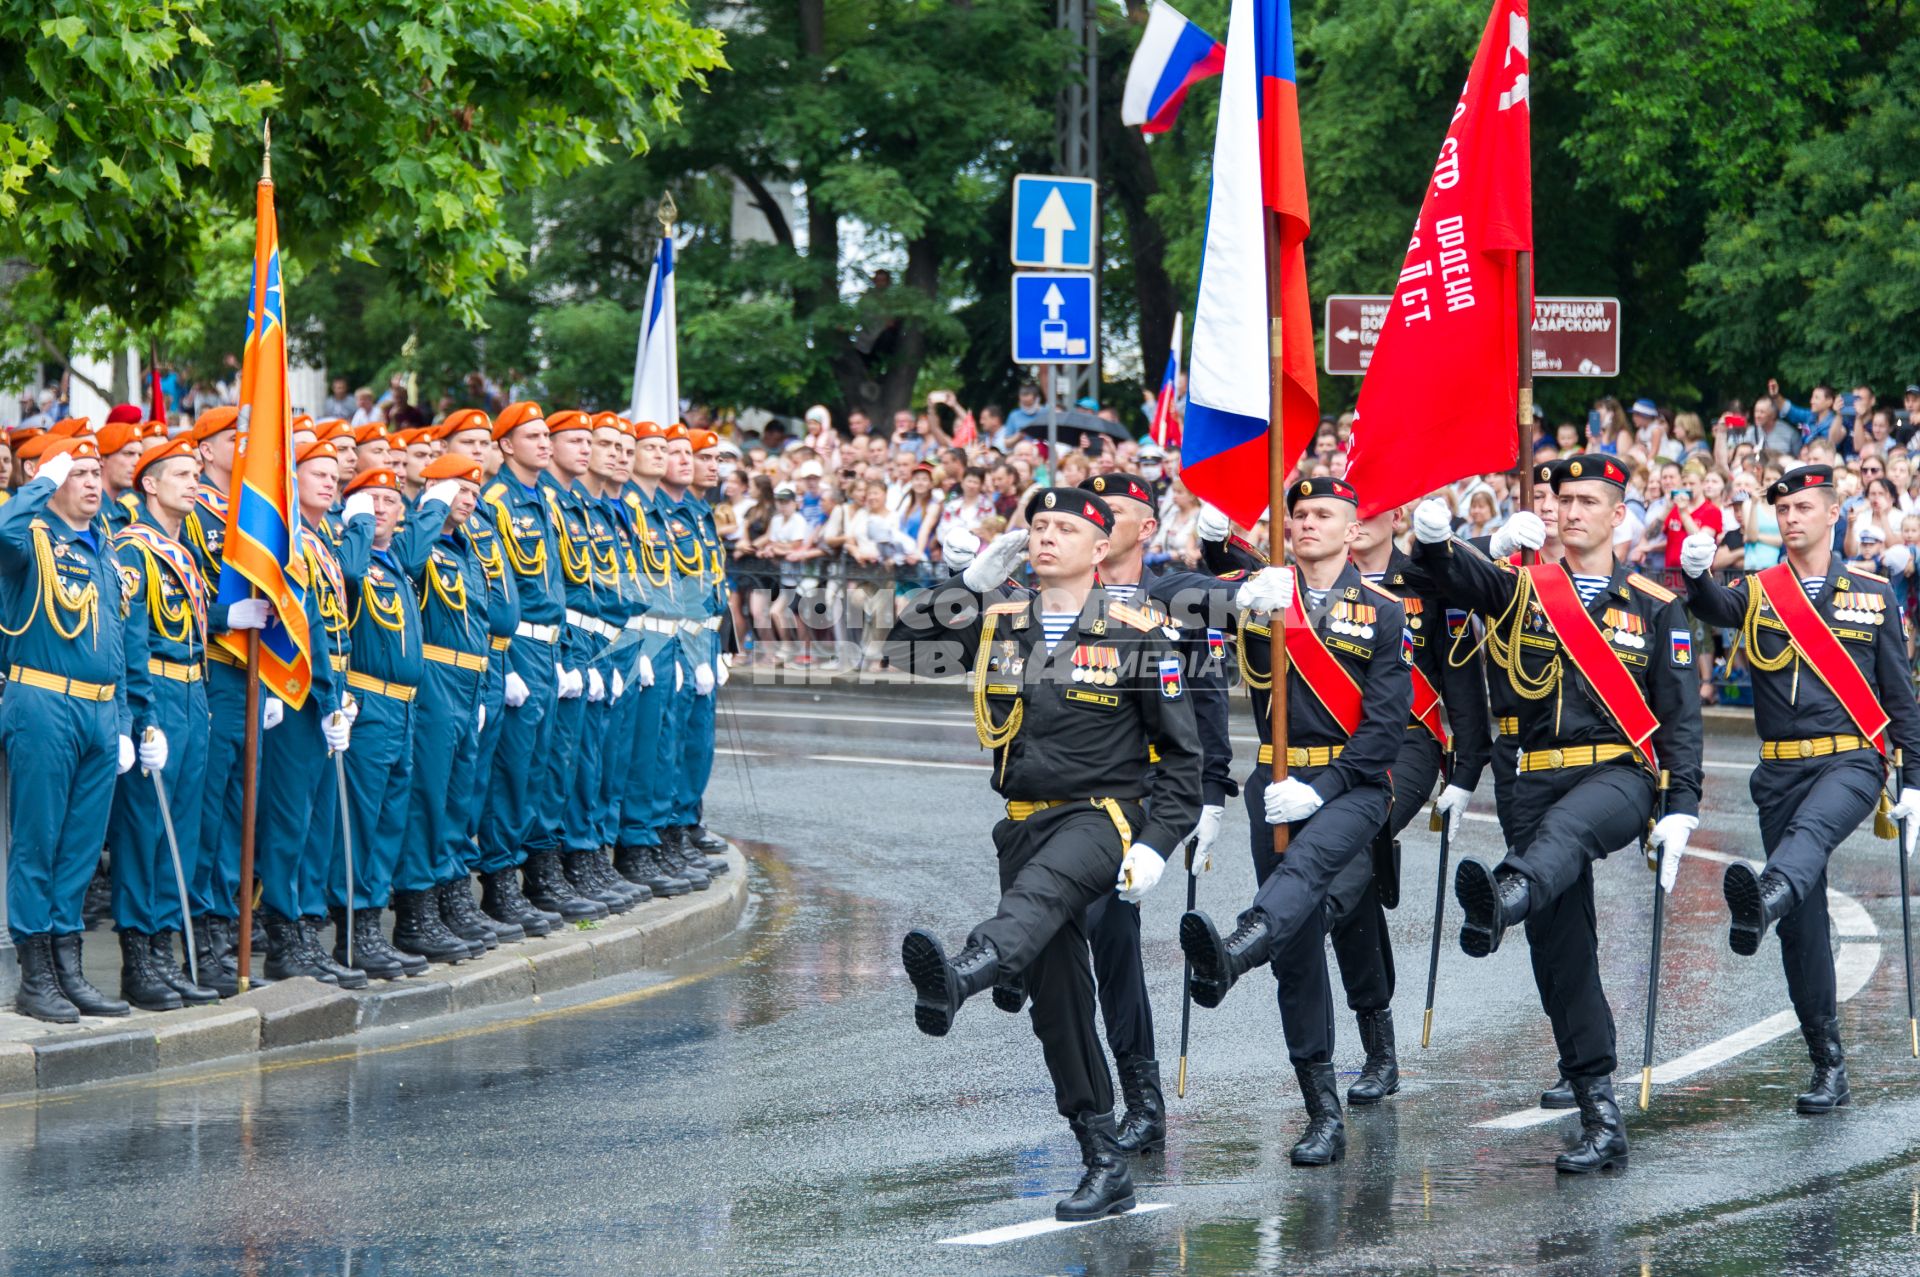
[1179, 0, 1318, 530]
[1150, 311, 1183, 449]
[1122, 3, 1225, 135]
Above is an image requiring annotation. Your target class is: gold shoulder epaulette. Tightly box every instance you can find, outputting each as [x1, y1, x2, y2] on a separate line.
[482, 482, 507, 503]
[1852, 567, 1888, 584]
[1361, 578, 1397, 600]
[986, 600, 1026, 616]
[1626, 572, 1677, 603]
[1108, 602, 1156, 631]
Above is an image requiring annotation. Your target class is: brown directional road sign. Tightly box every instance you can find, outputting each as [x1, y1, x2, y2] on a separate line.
[1324, 294, 1620, 378]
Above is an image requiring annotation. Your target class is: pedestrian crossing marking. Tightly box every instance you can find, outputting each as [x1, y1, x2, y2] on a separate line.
[939, 1202, 1170, 1246]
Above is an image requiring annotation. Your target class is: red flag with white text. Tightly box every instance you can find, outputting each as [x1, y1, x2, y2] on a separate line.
[1343, 0, 1531, 517]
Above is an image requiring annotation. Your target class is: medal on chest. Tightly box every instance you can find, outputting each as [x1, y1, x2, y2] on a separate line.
[1329, 600, 1376, 640]
[1071, 644, 1118, 686]
[1602, 607, 1646, 648]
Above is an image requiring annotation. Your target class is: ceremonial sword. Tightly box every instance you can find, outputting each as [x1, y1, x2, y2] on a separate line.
[1896, 749, 1917, 1057]
[1420, 775, 1453, 1050]
[335, 742, 356, 968]
[1639, 768, 1673, 1111]
[144, 726, 199, 987]
[1176, 832, 1199, 1098]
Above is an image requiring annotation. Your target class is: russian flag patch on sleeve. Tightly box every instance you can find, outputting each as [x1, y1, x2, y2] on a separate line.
[1159, 656, 1185, 699]
[1669, 628, 1692, 667]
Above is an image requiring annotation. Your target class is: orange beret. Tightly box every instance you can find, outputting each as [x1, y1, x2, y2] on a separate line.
[546, 409, 592, 435]
[192, 407, 240, 441]
[442, 408, 492, 439]
[133, 436, 198, 486]
[96, 421, 145, 456]
[297, 440, 340, 467]
[632, 420, 666, 441]
[15, 434, 52, 462]
[352, 423, 388, 446]
[105, 403, 144, 426]
[492, 401, 544, 441]
[422, 452, 484, 485]
[663, 422, 690, 442]
[50, 417, 90, 439]
[291, 413, 316, 435]
[9, 426, 44, 448]
[344, 468, 400, 495]
[689, 429, 720, 452]
[388, 427, 415, 448]
[43, 436, 99, 462]
[139, 421, 170, 441]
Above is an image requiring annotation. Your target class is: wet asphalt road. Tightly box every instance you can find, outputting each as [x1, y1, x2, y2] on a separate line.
[4, 679, 1920, 1275]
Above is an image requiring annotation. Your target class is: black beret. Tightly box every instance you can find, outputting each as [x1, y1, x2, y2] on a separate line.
[1081, 472, 1156, 507]
[1768, 464, 1834, 504]
[1285, 476, 1359, 512]
[1025, 486, 1115, 532]
[1551, 453, 1628, 492]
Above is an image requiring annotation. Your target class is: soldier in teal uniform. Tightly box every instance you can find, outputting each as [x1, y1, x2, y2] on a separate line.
[0, 439, 137, 1021]
[669, 429, 732, 869]
[97, 418, 147, 534]
[108, 436, 222, 1010]
[476, 402, 570, 936]
[649, 425, 717, 887]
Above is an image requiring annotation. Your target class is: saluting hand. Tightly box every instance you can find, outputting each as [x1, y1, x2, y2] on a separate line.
[1412, 499, 1454, 545]
[1678, 530, 1716, 579]
[1195, 503, 1232, 544]
[961, 529, 1028, 592]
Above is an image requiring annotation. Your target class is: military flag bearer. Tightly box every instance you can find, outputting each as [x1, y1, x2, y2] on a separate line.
[1680, 465, 1920, 1113]
[108, 436, 221, 1009]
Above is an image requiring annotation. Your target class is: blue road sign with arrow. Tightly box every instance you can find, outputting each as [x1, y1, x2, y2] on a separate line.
[1011, 272, 1094, 365]
[1011, 175, 1097, 271]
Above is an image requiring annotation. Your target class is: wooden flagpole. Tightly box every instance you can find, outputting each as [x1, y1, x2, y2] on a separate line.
[1264, 209, 1290, 857]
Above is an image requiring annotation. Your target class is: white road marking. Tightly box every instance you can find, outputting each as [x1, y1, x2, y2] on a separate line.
[939, 1203, 1170, 1246]
[810, 754, 989, 771]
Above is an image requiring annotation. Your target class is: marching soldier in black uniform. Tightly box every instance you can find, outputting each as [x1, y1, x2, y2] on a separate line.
[1177, 477, 1411, 1168]
[891, 488, 1202, 1223]
[1410, 455, 1704, 1173]
[1680, 464, 1920, 1113]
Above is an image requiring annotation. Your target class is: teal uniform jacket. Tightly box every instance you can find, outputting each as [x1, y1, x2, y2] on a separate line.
[535, 476, 600, 850]
[108, 511, 211, 934]
[669, 490, 724, 826]
[465, 506, 520, 863]
[476, 469, 564, 870]
[0, 476, 131, 939]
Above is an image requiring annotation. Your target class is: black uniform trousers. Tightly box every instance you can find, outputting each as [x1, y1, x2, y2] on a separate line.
[969, 800, 1143, 1120]
[1490, 729, 1518, 850]
[1242, 762, 1393, 1066]
[1504, 761, 1654, 1079]
[1750, 752, 1882, 1026]
[1085, 893, 1153, 1071]
[1325, 728, 1443, 1015]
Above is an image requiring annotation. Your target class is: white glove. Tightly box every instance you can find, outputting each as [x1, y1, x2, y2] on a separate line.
[1649, 813, 1698, 892]
[1234, 566, 1294, 615]
[938, 523, 982, 567]
[138, 729, 168, 773]
[962, 529, 1029, 592]
[1884, 544, 1913, 575]
[1891, 787, 1920, 858]
[1117, 843, 1167, 904]
[503, 671, 530, 708]
[342, 492, 376, 524]
[476, 704, 486, 735]
[639, 654, 656, 687]
[556, 663, 582, 699]
[1196, 503, 1232, 544]
[675, 662, 683, 692]
[1679, 529, 1716, 578]
[1412, 498, 1455, 544]
[322, 710, 351, 753]
[587, 668, 606, 702]
[226, 597, 273, 631]
[715, 654, 731, 687]
[1434, 783, 1472, 835]
[1190, 804, 1224, 873]
[1264, 775, 1324, 825]
[340, 693, 360, 725]
[421, 480, 462, 510]
[694, 662, 715, 696]
[37, 450, 75, 490]
[262, 697, 284, 730]
[1489, 510, 1547, 558]
[610, 670, 625, 703]
[117, 734, 135, 776]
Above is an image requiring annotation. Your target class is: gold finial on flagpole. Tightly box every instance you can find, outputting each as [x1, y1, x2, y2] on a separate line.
[262, 117, 272, 182]
[657, 191, 677, 233]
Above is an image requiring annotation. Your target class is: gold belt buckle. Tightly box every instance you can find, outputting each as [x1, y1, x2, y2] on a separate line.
[1799, 739, 1815, 759]
[1547, 748, 1564, 769]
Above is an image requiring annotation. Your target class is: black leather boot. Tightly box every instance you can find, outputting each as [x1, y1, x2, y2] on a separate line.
[523, 851, 608, 921]
[15, 934, 78, 1023]
[299, 917, 370, 989]
[683, 822, 728, 855]
[1291, 1061, 1347, 1166]
[53, 933, 129, 1016]
[331, 908, 411, 981]
[669, 824, 729, 876]
[1456, 860, 1531, 957]
[195, 915, 241, 998]
[900, 930, 999, 1037]
[616, 844, 686, 897]
[1540, 1076, 1576, 1109]
[1346, 1008, 1400, 1105]
[563, 851, 632, 913]
[263, 909, 330, 982]
[1179, 910, 1271, 1008]
[1795, 1017, 1850, 1114]
[83, 865, 112, 928]
[148, 932, 220, 1004]
[1724, 862, 1795, 957]
[588, 849, 650, 906]
[991, 969, 1027, 1014]
[1113, 1058, 1167, 1155]
[1555, 1074, 1629, 1173]
[391, 890, 472, 965]
[480, 868, 553, 937]
[437, 879, 504, 951]
[119, 931, 183, 1011]
[658, 828, 712, 890]
[1057, 1112, 1137, 1221]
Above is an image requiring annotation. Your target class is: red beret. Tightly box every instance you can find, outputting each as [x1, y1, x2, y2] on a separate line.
[105, 403, 144, 426]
